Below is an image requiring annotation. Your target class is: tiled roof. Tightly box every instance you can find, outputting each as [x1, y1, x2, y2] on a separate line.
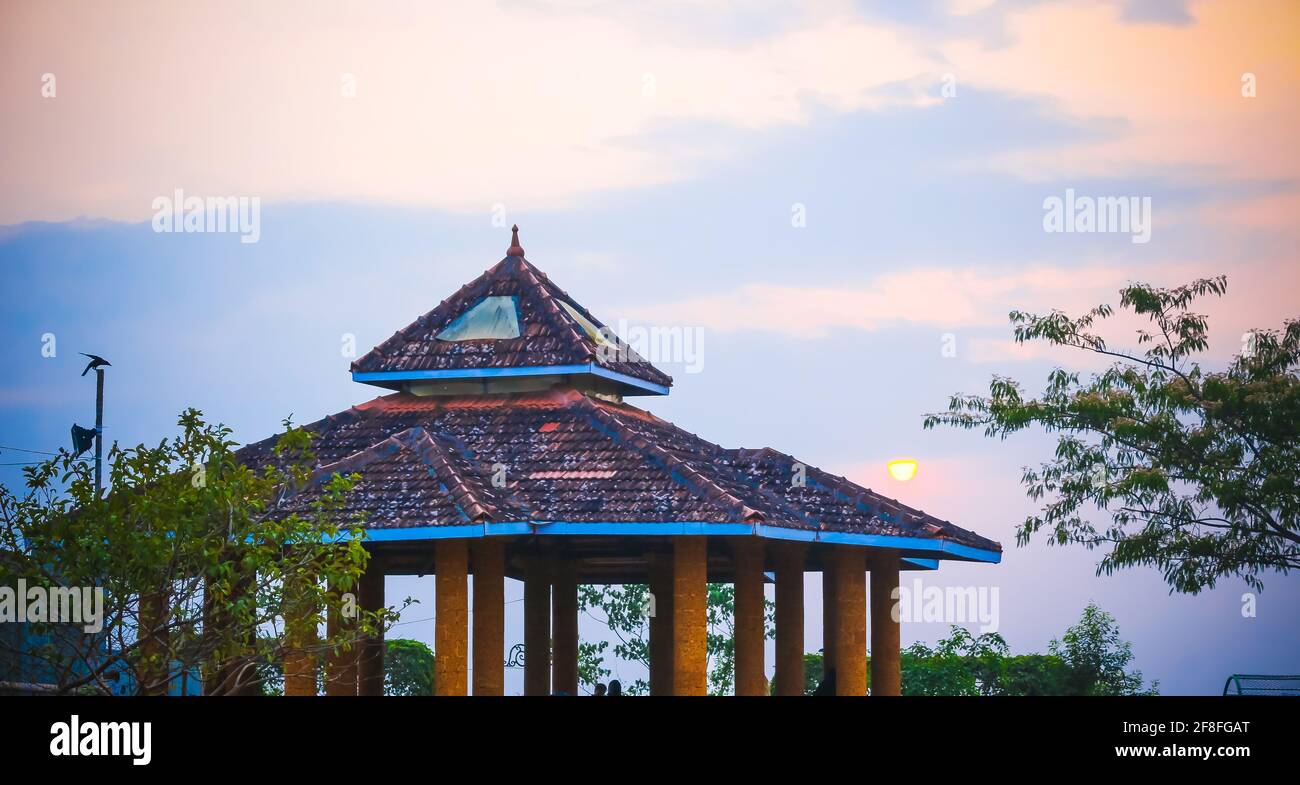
[240, 386, 1000, 554]
[350, 248, 672, 392]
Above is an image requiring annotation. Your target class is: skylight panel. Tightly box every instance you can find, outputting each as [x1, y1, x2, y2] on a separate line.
[435, 296, 522, 341]
[559, 300, 616, 348]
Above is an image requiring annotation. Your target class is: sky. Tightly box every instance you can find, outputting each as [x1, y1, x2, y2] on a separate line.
[1, 0, 1297, 694]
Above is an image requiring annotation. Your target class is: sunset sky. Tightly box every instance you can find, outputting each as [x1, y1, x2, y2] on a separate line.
[2, 0, 1297, 693]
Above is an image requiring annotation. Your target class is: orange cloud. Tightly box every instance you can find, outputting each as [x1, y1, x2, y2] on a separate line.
[942, 1, 1300, 187]
[0, 1, 932, 223]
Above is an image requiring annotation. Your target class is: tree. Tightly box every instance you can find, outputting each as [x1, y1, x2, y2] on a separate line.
[579, 582, 775, 695]
[385, 638, 435, 696]
[898, 626, 1011, 696]
[0, 409, 399, 695]
[1050, 602, 1157, 695]
[577, 640, 611, 694]
[802, 652, 824, 695]
[925, 277, 1299, 593]
[997, 654, 1071, 696]
[882, 605, 1153, 695]
[578, 583, 651, 695]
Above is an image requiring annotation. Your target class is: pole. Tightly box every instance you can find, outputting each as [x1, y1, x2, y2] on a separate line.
[95, 367, 104, 496]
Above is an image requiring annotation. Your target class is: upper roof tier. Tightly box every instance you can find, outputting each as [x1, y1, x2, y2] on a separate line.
[351, 226, 673, 397]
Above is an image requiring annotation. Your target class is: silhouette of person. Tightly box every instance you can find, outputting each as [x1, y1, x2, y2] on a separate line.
[607, 679, 622, 696]
[593, 683, 607, 696]
[812, 668, 837, 696]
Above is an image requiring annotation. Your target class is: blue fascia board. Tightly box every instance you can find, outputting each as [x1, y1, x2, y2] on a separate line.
[349, 521, 1001, 563]
[587, 365, 671, 395]
[351, 363, 670, 395]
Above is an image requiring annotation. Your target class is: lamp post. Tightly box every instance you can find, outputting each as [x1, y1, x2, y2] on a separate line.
[73, 353, 111, 496]
[94, 367, 104, 495]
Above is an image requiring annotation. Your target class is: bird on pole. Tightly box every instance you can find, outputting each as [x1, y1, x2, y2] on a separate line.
[73, 352, 111, 495]
[80, 353, 111, 377]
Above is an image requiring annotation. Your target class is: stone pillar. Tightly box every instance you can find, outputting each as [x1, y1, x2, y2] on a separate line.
[324, 580, 357, 696]
[138, 589, 171, 695]
[472, 539, 505, 696]
[870, 551, 902, 696]
[435, 539, 469, 696]
[732, 538, 766, 696]
[822, 553, 838, 678]
[774, 542, 805, 696]
[202, 575, 230, 696]
[648, 553, 675, 696]
[337, 612, 358, 695]
[356, 556, 385, 697]
[523, 556, 551, 696]
[833, 546, 867, 696]
[226, 570, 260, 696]
[672, 536, 708, 696]
[551, 559, 579, 696]
[283, 576, 319, 697]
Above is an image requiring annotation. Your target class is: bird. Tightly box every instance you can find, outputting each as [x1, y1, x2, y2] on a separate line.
[80, 353, 111, 376]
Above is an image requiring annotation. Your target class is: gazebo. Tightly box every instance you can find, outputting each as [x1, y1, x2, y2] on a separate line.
[241, 227, 1001, 696]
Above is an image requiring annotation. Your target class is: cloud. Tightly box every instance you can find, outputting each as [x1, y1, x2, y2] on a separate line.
[622, 264, 1146, 338]
[2, 0, 1295, 255]
[1119, 0, 1194, 26]
[939, 0, 1300, 189]
[0, 1, 934, 224]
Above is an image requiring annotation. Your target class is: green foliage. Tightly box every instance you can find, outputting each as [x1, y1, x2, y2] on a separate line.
[998, 654, 1071, 696]
[579, 581, 775, 695]
[1048, 602, 1158, 695]
[577, 640, 611, 695]
[0, 409, 401, 694]
[894, 603, 1155, 695]
[385, 638, 435, 696]
[925, 277, 1300, 593]
[802, 652, 824, 695]
[578, 583, 650, 695]
[899, 626, 1010, 696]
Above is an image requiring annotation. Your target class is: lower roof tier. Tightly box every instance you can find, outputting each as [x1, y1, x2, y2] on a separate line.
[236, 386, 1001, 563]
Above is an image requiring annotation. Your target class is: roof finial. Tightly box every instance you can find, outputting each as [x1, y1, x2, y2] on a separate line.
[507, 224, 525, 257]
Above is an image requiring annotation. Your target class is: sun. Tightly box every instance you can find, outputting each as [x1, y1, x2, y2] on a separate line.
[887, 459, 918, 482]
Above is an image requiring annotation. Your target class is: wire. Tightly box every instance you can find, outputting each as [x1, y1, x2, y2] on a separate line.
[0, 445, 62, 456]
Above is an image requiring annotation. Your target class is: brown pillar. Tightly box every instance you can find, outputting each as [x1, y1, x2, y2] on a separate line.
[356, 556, 385, 696]
[774, 542, 805, 696]
[821, 553, 838, 678]
[202, 576, 228, 696]
[138, 590, 171, 695]
[870, 551, 902, 696]
[283, 577, 319, 697]
[324, 591, 356, 696]
[225, 570, 260, 696]
[672, 536, 708, 695]
[472, 540, 505, 696]
[523, 556, 551, 696]
[337, 605, 358, 695]
[833, 547, 867, 695]
[648, 553, 675, 696]
[732, 538, 766, 696]
[435, 539, 469, 696]
[551, 559, 579, 696]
